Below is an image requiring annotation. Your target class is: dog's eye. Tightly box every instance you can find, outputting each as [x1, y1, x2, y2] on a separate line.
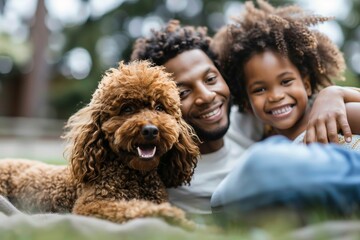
[120, 105, 135, 114]
[155, 104, 165, 112]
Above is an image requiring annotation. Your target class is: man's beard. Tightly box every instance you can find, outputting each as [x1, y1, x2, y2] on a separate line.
[192, 123, 230, 141]
[191, 103, 231, 141]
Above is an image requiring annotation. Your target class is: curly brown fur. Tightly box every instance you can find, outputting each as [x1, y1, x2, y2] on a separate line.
[0, 159, 76, 213]
[214, 0, 345, 111]
[0, 60, 199, 229]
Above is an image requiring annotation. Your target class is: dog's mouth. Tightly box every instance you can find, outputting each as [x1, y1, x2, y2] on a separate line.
[136, 145, 157, 159]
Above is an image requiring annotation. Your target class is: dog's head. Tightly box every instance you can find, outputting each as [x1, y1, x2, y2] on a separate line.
[64, 60, 199, 188]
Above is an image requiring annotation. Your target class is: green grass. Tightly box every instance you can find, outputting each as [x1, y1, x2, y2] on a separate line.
[1, 206, 360, 240]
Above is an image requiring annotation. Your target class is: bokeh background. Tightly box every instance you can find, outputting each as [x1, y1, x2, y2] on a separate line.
[0, 0, 359, 161]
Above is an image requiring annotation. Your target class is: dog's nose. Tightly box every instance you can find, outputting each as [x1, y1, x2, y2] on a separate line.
[141, 124, 159, 140]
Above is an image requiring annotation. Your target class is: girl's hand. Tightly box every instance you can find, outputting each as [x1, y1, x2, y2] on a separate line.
[304, 86, 352, 144]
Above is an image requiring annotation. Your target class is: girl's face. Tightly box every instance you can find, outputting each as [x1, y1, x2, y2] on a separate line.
[243, 50, 312, 138]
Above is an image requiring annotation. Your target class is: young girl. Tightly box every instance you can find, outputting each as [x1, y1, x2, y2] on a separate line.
[217, 0, 360, 150]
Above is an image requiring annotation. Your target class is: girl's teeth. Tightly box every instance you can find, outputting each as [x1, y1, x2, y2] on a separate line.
[200, 108, 220, 119]
[271, 105, 292, 115]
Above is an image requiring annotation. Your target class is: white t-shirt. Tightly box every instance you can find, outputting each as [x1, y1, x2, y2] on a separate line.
[167, 107, 263, 214]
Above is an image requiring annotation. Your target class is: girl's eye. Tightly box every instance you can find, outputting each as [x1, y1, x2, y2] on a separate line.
[282, 79, 293, 85]
[252, 87, 266, 94]
[155, 104, 165, 112]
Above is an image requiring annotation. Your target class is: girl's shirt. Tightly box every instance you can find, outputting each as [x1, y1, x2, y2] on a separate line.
[293, 131, 360, 152]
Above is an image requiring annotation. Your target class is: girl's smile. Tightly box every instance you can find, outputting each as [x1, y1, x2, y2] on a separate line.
[244, 50, 312, 140]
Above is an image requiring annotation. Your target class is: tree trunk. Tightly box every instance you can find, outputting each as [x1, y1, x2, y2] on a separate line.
[18, 0, 49, 117]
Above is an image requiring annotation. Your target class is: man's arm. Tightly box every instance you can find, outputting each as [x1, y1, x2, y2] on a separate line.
[346, 102, 360, 134]
[305, 86, 360, 144]
[350, 87, 360, 93]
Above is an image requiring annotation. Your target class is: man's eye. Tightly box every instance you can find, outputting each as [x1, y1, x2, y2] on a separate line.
[206, 76, 216, 84]
[155, 104, 165, 112]
[179, 89, 190, 99]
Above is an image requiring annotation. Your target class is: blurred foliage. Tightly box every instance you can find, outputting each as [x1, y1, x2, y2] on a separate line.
[0, 0, 359, 119]
[49, 0, 241, 118]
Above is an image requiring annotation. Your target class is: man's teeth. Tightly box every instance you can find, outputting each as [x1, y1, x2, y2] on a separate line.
[271, 105, 292, 115]
[200, 108, 220, 119]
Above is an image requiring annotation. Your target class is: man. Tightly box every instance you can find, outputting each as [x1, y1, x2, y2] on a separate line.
[132, 20, 263, 214]
[130, 19, 360, 218]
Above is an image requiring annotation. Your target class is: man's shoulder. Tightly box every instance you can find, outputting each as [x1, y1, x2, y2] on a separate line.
[227, 107, 263, 148]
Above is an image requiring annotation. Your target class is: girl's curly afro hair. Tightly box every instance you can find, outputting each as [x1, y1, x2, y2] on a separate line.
[214, 0, 345, 111]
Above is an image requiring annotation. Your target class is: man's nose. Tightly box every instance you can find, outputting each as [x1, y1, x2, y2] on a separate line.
[194, 85, 216, 105]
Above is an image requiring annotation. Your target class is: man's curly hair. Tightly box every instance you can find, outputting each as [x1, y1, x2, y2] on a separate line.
[216, 0, 345, 111]
[131, 19, 218, 67]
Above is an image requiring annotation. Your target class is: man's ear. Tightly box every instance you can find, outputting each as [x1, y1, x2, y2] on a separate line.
[303, 76, 312, 97]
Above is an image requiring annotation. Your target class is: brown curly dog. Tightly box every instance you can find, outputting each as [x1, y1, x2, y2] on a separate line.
[0, 60, 199, 229]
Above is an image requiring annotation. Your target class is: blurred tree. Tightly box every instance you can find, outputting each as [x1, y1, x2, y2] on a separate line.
[0, 0, 5, 14]
[334, 0, 360, 87]
[48, 0, 294, 119]
[0, 0, 359, 120]
[19, 0, 49, 117]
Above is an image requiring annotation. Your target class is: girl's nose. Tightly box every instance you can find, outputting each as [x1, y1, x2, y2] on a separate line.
[268, 88, 285, 102]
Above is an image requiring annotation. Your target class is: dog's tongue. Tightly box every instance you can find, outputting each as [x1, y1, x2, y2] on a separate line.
[137, 146, 156, 159]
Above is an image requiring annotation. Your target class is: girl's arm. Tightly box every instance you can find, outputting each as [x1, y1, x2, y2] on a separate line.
[346, 102, 360, 134]
[304, 86, 360, 144]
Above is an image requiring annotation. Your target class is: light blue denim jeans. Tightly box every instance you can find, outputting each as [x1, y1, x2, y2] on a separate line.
[211, 136, 360, 216]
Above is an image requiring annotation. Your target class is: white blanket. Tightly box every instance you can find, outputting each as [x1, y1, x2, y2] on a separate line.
[0, 195, 192, 239]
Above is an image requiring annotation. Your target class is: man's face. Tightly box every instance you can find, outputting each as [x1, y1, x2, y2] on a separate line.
[163, 49, 231, 141]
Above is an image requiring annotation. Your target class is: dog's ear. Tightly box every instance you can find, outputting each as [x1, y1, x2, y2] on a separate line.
[63, 106, 108, 184]
[158, 119, 199, 188]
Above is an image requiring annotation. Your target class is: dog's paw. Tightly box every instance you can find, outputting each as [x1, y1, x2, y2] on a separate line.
[153, 203, 196, 231]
